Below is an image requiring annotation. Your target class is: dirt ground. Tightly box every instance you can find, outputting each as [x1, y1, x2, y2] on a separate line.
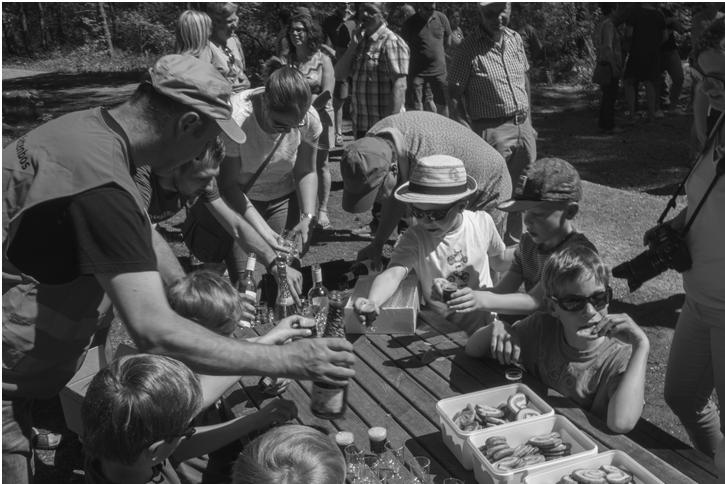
[2, 69, 702, 482]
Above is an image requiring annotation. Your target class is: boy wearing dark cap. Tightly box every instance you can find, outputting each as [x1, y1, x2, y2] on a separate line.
[447, 158, 597, 318]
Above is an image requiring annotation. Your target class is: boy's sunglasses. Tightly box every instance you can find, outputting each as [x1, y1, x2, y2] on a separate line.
[410, 204, 455, 222]
[550, 286, 612, 312]
[269, 111, 307, 132]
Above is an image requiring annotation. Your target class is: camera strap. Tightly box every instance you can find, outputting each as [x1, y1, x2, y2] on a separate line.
[658, 112, 725, 235]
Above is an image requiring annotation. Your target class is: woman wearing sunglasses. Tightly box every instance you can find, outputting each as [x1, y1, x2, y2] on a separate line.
[662, 18, 725, 474]
[217, 65, 322, 286]
[467, 245, 650, 434]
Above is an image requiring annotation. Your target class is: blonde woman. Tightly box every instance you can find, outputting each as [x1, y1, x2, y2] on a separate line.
[175, 10, 213, 60]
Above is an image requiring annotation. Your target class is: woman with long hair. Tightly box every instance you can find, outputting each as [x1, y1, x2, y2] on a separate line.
[175, 9, 213, 60]
[284, 12, 336, 229]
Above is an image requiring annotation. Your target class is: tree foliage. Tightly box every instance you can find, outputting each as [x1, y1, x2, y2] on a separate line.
[1, 2, 700, 82]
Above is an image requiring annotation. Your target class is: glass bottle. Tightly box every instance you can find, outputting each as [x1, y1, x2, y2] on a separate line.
[310, 291, 348, 419]
[274, 258, 297, 320]
[307, 264, 329, 337]
[236, 253, 257, 327]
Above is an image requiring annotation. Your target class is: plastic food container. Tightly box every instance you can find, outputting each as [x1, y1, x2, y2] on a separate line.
[436, 384, 555, 469]
[466, 415, 598, 484]
[523, 450, 664, 484]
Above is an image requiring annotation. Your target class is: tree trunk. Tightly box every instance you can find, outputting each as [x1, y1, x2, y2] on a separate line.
[98, 2, 114, 57]
[37, 2, 48, 50]
[19, 3, 31, 55]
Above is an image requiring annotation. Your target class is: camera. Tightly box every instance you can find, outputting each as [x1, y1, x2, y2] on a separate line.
[612, 224, 691, 292]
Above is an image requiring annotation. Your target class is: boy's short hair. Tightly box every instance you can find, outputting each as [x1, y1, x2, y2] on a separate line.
[498, 157, 582, 212]
[81, 354, 202, 465]
[232, 424, 346, 484]
[166, 270, 242, 337]
[542, 245, 610, 298]
[183, 135, 225, 174]
[265, 66, 312, 117]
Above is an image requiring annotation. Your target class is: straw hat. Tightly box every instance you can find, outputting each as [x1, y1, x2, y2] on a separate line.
[394, 155, 477, 205]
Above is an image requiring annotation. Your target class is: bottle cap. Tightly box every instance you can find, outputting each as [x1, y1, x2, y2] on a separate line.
[367, 426, 387, 442]
[335, 431, 355, 447]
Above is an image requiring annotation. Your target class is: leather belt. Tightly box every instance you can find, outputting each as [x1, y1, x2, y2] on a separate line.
[474, 110, 528, 126]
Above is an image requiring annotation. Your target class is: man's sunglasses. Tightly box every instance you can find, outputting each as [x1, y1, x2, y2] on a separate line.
[550, 286, 612, 312]
[409, 204, 455, 222]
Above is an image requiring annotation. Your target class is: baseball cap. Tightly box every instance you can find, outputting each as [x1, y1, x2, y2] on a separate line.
[341, 137, 393, 213]
[498, 157, 582, 212]
[149, 54, 245, 144]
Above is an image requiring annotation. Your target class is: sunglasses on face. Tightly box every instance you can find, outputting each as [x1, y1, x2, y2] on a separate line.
[410, 204, 455, 222]
[550, 286, 612, 312]
[269, 112, 307, 132]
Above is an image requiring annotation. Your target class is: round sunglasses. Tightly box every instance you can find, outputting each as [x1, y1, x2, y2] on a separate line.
[549, 286, 612, 312]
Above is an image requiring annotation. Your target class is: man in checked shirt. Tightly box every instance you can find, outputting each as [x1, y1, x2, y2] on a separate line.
[448, 2, 536, 246]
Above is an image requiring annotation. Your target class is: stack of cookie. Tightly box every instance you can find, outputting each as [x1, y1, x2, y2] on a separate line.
[478, 431, 574, 472]
[528, 431, 573, 461]
[559, 465, 635, 483]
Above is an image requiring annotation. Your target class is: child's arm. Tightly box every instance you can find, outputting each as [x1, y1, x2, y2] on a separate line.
[449, 280, 544, 315]
[489, 250, 511, 274]
[465, 319, 521, 366]
[172, 399, 297, 461]
[597, 314, 650, 433]
[352, 265, 408, 323]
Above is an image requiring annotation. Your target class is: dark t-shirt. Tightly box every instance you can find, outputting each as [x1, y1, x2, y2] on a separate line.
[6, 185, 156, 284]
[322, 13, 354, 51]
[660, 8, 678, 52]
[627, 6, 666, 56]
[402, 10, 451, 77]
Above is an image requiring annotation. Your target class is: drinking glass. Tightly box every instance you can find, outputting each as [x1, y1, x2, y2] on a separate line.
[277, 229, 300, 263]
[410, 456, 430, 484]
[383, 441, 405, 475]
[344, 445, 364, 480]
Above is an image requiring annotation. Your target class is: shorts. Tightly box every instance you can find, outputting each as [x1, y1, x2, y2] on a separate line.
[407, 74, 448, 110]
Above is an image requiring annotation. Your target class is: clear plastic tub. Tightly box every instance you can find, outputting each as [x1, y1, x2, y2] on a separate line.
[523, 450, 664, 484]
[466, 415, 598, 484]
[436, 384, 555, 468]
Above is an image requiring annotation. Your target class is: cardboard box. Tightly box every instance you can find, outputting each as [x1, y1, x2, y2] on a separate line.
[60, 343, 136, 435]
[344, 274, 419, 334]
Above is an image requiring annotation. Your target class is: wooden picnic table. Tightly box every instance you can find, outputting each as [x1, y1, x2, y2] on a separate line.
[226, 309, 717, 483]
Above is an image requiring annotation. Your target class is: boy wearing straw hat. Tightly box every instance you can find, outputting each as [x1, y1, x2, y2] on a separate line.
[353, 155, 509, 334]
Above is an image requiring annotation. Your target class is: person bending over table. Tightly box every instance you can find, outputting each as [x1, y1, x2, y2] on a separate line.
[218, 65, 321, 285]
[2, 54, 354, 484]
[133, 136, 304, 298]
[340, 111, 512, 270]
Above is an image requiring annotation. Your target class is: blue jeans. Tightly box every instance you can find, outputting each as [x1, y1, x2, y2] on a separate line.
[664, 296, 725, 456]
[3, 398, 34, 484]
[472, 116, 537, 246]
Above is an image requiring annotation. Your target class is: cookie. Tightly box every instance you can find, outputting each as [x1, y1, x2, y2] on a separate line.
[491, 446, 515, 462]
[515, 407, 541, 420]
[571, 469, 608, 484]
[485, 415, 508, 426]
[604, 471, 633, 484]
[507, 392, 528, 414]
[521, 454, 546, 466]
[475, 403, 505, 419]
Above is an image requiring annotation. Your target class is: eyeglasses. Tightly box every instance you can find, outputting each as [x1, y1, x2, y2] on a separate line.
[409, 205, 455, 222]
[550, 286, 612, 312]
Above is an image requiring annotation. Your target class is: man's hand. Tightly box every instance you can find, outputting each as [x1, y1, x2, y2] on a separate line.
[270, 262, 303, 304]
[256, 315, 314, 345]
[237, 293, 256, 326]
[595, 314, 649, 348]
[447, 287, 490, 313]
[489, 319, 521, 366]
[285, 338, 355, 385]
[356, 243, 384, 271]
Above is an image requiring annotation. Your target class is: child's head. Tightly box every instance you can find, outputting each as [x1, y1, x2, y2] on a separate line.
[498, 158, 581, 247]
[232, 424, 346, 484]
[394, 155, 478, 236]
[167, 270, 242, 337]
[543, 246, 612, 340]
[81, 354, 202, 466]
[175, 10, 213, 57]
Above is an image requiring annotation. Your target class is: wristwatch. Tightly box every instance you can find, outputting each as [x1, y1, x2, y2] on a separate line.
[300, 212, 315, 221]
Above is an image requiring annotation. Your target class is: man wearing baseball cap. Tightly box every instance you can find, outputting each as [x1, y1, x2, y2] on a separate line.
[340, 111, 512, 268]
[2, 55, 355, 482]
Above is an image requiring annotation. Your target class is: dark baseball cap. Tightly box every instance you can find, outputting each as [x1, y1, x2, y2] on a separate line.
[149, 54, 245, 144]
[498, 157, 582, 212]
[341, 137, 393, 213]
